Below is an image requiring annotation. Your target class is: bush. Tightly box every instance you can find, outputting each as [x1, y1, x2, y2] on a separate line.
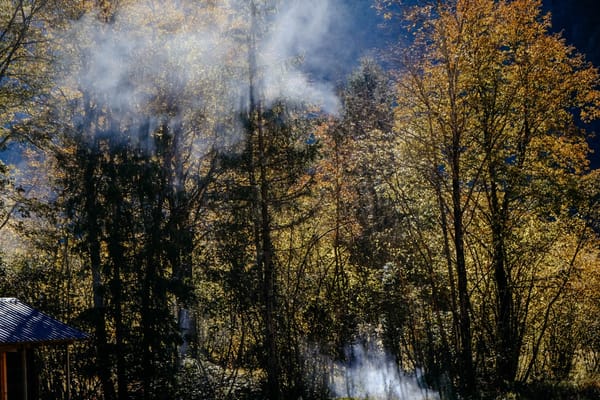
[174, 358, 263, 400]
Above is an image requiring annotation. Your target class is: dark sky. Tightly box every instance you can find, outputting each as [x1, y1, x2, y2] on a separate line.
[544, 0, 600, 167]
[544, 0, 600, 64]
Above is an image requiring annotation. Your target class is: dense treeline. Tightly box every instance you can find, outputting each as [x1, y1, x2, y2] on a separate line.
[0, 0, 599, 399]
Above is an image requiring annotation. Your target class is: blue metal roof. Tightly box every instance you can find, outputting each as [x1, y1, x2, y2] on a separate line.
[0, 298, 87, 345]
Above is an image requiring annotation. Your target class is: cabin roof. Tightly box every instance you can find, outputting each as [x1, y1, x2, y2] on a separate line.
[0, 298, 87, 346]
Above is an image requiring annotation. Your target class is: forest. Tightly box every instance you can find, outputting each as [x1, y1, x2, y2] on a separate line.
[0, 0, 599, 399]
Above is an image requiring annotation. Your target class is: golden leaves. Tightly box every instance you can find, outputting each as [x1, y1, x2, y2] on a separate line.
[392, 1, 600, 366]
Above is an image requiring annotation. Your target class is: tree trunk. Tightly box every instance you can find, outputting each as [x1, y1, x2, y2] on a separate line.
[248, 3, 281, 398]
[107, 155, 129, 400]
[84, 150, 116, 400]
[451, 137, 476, 396]
[488, 169, 518, 387]
[162, 119, 196, 363]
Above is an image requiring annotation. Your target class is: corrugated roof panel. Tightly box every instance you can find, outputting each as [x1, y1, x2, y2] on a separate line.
[0, 298, 88, 345]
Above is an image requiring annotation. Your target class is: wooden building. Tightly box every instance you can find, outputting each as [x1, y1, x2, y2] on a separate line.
[0, 298, 87, 400]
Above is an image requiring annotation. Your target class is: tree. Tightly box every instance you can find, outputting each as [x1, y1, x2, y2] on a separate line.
[47, 1, 229, 397]
[391, 0, 600, 394]
[325, 58, 401, 357]
[0, 0, 50, 131]
[204, 2, 340, 398]
[0, 0, 59, 240]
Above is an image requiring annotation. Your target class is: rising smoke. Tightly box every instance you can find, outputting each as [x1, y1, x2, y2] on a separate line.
[330, 339, 440, 400]
[60, 0, 348, 126]
[261, 0, 348, 114]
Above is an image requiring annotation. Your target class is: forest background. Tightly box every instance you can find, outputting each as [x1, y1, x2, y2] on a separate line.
[0, 0, 599, 399]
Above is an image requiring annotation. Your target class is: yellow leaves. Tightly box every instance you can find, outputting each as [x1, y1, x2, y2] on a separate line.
[394, 0, 600, 282]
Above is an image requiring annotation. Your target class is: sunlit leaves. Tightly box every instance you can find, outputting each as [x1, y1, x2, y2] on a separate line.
[389, 0, 600, 391]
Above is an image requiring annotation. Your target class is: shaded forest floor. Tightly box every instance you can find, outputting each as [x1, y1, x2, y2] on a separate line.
[504, 380, 600, 400]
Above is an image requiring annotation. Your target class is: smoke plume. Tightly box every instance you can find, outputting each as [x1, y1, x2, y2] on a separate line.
[60, 0, 348, 125]
[330, 340, 439, 400]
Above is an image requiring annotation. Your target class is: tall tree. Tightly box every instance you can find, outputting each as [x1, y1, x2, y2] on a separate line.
[0, 0, 58, 240]
[207, 2, 329, 398]
[391, 0, 600, 394]
[48, 1, 228, 397]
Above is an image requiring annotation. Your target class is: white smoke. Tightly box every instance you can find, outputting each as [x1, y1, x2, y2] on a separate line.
[60, 0, 345, 123]
[260, 0, 342, 114]
[61, 4, 238, 121]
[330, 341, 439, 400]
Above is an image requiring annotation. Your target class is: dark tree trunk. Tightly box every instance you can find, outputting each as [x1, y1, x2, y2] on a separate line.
[451, 135, 476, 396]
[248, 3, 281, 398]
[84, 150, 116, 400]
[107, 154, 129, 400]
[489, 171, 519, 387]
